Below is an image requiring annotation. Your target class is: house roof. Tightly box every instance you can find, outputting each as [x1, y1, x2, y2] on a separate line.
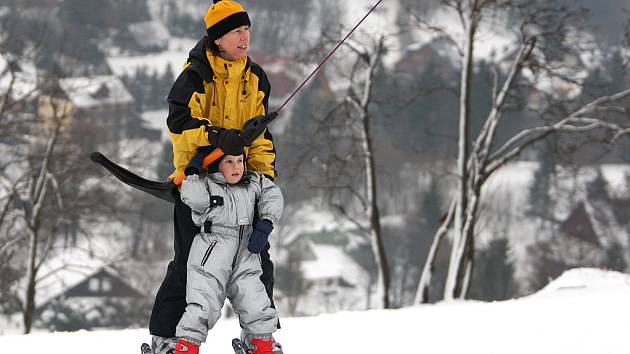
[34, 254, 108, 308]
[249, 51, 313, 100]
[127, 20, 170, 49]
[58, 75, 133, 108]
[30, 233, 131, 308]
[584, 199, 630, 249]
[610, 199, 630, 226]
[559, 199, 630, 249]
[559, 202, 600, 246]
[37, 266, 143, 310]
[300, 243, 366, 286]
[140, 109, 170, 141]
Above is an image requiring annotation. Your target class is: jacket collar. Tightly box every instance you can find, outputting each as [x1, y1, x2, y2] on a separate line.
[187, 37, 252, 82]
[208, 171, 251, 186]
[207, 53, 247, 78]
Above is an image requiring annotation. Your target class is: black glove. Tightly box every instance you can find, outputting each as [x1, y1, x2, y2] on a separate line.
[207, 126, 245, 156]
[247, 219, 273, 253]
[184, 153, 204, 176]
[184, 146, 216, 176]
[241, 111, 278, 145]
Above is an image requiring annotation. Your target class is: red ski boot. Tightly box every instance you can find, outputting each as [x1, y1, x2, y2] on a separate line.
[249, 338, 274, 354]
[174, 339, 199, 354]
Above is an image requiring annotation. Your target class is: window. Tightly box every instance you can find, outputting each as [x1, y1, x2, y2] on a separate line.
[89, 278, 99, 292]
[102, 279, 112, 292]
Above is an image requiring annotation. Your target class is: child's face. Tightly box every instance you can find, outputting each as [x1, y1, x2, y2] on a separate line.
[218, 154, 245, 184]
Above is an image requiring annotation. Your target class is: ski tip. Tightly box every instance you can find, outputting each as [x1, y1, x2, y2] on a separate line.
[231, 338, 244, 350]
[140, 342, 152, 354]
[89, 151, 104, 163]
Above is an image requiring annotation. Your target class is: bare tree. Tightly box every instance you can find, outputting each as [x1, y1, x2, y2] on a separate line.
[291, 32, 393, 308]
[411, 0, 630, 303]
[0, 54, 132, 333]
[343, 35, 391, 309]
[17, 104, 68, 333]
[0, 1, 175, 332]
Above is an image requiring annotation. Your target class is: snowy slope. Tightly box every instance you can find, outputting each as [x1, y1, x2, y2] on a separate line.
[1, 268, 628, 354]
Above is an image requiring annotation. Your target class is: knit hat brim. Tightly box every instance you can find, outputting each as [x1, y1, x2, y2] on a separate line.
[207, 151, 246, 174]
[207, 11, 251, 43]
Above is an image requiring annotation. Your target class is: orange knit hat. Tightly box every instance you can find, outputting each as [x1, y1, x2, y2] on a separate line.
[204, 0, 251, 43]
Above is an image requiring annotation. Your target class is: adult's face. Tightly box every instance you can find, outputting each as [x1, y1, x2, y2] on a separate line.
[214, 25, 250, 61]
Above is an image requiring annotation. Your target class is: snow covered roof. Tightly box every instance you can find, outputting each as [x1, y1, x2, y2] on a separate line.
[29, 229, 132, 308]
[300, 243, 366, 286]
[249, 51, 313, 101]
[33, 250, 109, 308]
[140, 109, 169, 141]
[566, 199, 630, 250]
[58, 76, 133, 109]
[127, 20, 170, 50]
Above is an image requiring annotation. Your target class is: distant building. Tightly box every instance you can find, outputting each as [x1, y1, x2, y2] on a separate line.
[126, 20, 170, 52]
[35, 265, 147, 331]
[248, 51, 319, 109]
[38, 75, 160, 150]
[37, 266, 143, 311]
[281, 229, 372, 315]
[539, 198, 630, 279]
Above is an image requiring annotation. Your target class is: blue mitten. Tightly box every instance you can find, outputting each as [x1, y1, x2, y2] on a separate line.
[248, 219, 273, 253]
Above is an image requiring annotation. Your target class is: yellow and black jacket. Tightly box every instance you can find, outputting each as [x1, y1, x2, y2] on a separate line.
[167, 37, 276, 180]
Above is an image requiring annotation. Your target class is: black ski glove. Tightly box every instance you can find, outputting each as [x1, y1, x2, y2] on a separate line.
[247, 219, 273, 253]
[184, 146, 216, 176]
[184, 153, 204, 176]
[207, 126, 245, 156]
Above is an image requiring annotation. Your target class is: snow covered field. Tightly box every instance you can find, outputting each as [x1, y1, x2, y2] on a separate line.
[1, 268, 628, 354]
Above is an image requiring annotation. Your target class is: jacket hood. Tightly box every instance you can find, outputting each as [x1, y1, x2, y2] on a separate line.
[186, 37, 214, 82]
[189, 37, 210, 66]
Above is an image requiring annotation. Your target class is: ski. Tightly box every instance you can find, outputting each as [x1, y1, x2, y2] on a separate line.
[232, 338, 249, 354]
[141, 342, 152, 354]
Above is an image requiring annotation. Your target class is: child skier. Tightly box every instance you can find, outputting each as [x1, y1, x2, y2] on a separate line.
[173, 148, 283, 354]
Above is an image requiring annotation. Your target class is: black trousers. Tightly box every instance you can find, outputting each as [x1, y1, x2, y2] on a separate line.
[148, 190, 276, 337]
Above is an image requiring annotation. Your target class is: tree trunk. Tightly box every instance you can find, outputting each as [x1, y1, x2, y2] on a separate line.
[415, 198, 456, 303]
[23, 228, 38, 334]
[444, 10, 476, 300]
[348, 37, 390, 309]
[360, 82, 390, 309]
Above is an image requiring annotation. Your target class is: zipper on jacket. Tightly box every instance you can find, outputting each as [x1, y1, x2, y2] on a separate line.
[201, 240, 218, 267]
[232, 225, 245, 268]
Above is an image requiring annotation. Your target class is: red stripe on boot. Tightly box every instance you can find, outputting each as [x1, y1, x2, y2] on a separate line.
[174, 339, 199, 354]
[250, 338, 274, 354]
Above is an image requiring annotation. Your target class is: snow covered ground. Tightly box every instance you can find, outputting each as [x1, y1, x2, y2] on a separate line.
[1, 268, 629, 354]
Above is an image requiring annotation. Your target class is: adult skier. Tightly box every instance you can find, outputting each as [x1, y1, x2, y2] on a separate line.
[149, 1, 280, 353]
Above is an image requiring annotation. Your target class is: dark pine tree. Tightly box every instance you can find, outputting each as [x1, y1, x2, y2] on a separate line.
[469, 238, 516, 301]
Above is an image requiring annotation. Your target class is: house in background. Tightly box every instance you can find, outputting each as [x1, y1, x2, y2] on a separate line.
[37, 266, 142, 309]
[35, 265, 146, 331]
[279, 229, 372, 316]
[541, 198, 630, 278]
[126, 20, 170, 53]
[248, 51, 329, 114]
[38, 75, 160, 152]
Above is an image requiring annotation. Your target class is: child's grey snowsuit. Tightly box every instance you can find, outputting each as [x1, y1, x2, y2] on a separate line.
[175, 171, 283, 344]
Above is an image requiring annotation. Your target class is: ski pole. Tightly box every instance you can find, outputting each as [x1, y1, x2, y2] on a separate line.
[274, 0, 384, 114]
